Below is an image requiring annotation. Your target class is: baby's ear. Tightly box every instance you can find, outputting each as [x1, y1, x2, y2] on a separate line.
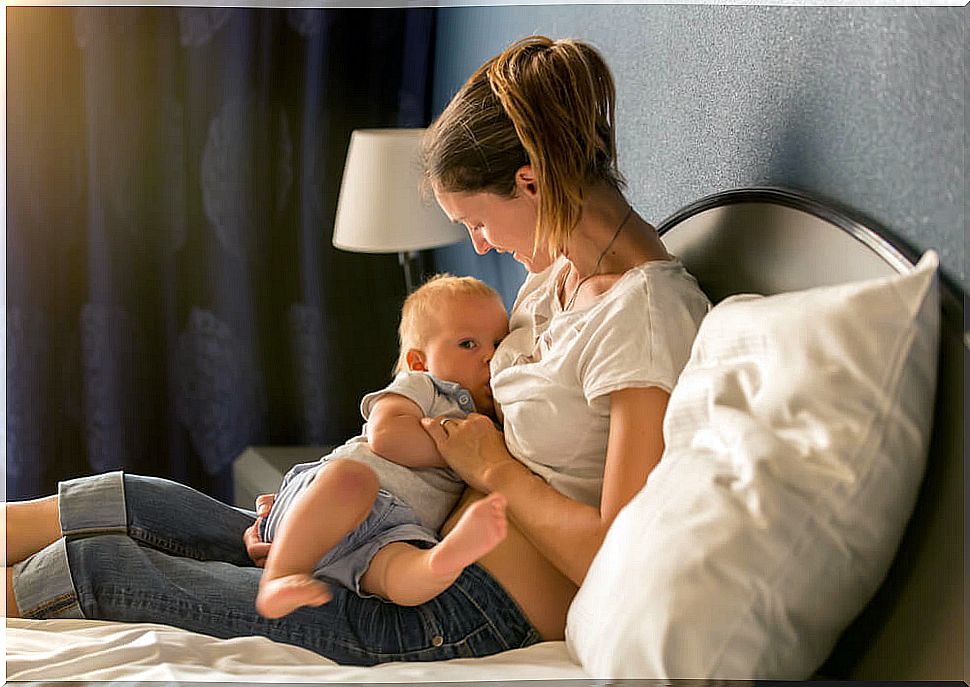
[405, 349, 427, 372]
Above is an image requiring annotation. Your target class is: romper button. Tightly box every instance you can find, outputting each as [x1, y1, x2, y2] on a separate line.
[459, 393, 470, 404]
[431, 635, 444, 647]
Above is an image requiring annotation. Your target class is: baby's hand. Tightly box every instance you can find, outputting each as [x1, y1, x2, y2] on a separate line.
[255, 493, 276, 518]
[244, 492, 277, 568]
[244, 520, 271, 568]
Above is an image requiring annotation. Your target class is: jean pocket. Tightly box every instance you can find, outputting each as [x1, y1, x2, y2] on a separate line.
[412, 604, 496, 658]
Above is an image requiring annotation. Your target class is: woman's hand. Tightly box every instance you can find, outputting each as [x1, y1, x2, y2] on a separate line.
[430, 387, 669, 587]
[421, 413, 517, 492]
[243, 493, 275, 567]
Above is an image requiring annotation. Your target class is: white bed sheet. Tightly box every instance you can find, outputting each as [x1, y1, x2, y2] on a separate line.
[5, 618, 588, 682]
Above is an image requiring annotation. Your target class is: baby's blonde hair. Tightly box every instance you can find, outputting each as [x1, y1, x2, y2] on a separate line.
[394, 274, 504, 375]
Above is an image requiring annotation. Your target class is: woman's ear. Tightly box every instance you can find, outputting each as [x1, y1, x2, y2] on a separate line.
[405, 349, 427, 372]
[514, 165, 539, 200]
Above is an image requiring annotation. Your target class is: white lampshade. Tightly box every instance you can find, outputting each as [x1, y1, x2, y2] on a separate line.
[332, 128, 467, 253]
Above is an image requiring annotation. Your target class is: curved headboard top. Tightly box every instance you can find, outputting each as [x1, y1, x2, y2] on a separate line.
[657, 187, 915, 300]
[656, 187, 966, 681]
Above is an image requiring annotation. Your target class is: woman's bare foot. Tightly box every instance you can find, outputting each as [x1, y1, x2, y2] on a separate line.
[427, 492, 507, 578]
[255, 574, 332, 619]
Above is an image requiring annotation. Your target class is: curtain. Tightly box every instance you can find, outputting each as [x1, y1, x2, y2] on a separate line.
[6, 7, 436, 502]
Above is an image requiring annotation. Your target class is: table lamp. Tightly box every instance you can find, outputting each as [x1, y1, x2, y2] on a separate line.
[332, 128, 467, 292]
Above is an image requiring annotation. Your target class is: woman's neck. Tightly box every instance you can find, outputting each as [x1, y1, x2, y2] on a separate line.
[562, 185, 667, 278]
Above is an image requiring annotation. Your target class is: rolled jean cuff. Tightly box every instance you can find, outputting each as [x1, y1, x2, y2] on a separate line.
[12, 538, 84, 619]
[59, 470, 127, 537]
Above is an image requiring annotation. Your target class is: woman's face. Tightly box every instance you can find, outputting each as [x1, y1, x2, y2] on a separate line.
[434, 184, 553, 274]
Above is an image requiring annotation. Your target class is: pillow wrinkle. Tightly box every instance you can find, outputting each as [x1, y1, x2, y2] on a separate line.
[566, 251, 940, 679]
[722, 258, 937, 677]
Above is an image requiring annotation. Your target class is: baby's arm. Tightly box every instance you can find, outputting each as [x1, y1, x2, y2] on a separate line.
[367, 393, 448, 468]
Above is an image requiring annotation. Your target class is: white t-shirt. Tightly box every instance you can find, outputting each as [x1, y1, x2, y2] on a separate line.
[490, 255, 710, 508]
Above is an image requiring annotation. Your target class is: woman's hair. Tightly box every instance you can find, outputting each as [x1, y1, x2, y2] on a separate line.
[394, 273, 503, 375]
[421, 35, 625, 259]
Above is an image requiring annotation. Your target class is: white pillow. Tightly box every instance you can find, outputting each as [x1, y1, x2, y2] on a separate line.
[566, 251, 940, 679]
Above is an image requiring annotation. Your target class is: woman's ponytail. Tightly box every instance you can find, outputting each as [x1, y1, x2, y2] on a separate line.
[423, 36, 624, 259]
[486, 36, 622, 257]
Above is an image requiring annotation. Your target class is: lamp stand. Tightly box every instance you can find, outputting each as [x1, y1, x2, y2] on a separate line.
[398, 250, 423, 293]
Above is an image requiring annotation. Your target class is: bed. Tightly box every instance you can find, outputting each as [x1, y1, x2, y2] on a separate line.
[6, 187, 965, 681]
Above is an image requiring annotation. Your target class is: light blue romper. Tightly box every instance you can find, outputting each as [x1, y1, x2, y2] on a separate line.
[258, 371, 471, 597]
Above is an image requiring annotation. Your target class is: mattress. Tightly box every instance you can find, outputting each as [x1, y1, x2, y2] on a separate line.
[5, 618, 588, 682]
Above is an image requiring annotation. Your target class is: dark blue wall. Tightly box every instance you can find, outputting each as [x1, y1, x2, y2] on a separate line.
[431, 6, 966, 304]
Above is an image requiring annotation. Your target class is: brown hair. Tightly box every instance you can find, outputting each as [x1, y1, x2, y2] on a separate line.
[421, 36, 625, 259]
[394, 273, 504, 375]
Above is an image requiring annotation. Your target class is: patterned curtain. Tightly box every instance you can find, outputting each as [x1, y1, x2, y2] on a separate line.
[6, 7, 436, 502]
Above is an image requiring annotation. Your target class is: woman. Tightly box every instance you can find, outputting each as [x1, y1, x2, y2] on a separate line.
[6, 36, 709, 663]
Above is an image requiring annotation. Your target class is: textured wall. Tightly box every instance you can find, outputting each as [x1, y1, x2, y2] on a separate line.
[431, 5, 966, 299]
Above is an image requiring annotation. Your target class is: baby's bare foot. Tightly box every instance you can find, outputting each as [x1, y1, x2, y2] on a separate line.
[428, 492, 507, 577]
[256, 573, 332, 619]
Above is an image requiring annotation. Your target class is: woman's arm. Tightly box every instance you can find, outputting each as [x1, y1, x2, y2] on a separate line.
[424, 385, 668, 586]
[367, 393, 448, 468]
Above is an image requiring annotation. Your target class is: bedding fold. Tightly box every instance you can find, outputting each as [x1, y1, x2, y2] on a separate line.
[5, 618, 584, 682]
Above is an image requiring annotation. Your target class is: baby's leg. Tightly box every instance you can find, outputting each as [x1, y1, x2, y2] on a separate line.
[256, 460, 379, 619]
[360, 492, 507, 606]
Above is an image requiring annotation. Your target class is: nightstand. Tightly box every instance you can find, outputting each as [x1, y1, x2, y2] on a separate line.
[232, 445, 332, 509]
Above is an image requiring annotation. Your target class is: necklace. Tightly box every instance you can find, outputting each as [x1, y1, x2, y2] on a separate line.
[561, 204, 634, 312]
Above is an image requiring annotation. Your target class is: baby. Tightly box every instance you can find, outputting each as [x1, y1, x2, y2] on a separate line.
[255, 274, 510, 618]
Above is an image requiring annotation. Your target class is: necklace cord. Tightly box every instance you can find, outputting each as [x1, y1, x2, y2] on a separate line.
[561, 204, 634, 311]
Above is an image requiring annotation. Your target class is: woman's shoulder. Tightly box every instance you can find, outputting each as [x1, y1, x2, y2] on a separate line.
[574, 258, 711, 396]
[605, 256, 709, 311]
[575, 258, 711, 357]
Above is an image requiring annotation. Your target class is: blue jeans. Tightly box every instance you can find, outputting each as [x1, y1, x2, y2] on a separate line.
[11, 472, 541, 665]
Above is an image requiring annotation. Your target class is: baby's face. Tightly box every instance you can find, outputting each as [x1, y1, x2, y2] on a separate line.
[418, 294, 509, 417]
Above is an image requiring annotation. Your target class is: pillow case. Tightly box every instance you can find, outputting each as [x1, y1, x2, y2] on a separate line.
[565, 251, 940, 679]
